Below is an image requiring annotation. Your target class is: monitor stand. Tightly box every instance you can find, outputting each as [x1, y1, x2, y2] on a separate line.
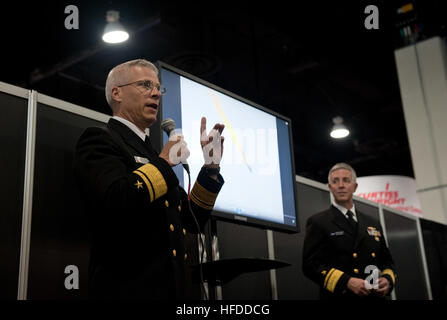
[190, 218, 291, 300]
[191, 257, 290, 287]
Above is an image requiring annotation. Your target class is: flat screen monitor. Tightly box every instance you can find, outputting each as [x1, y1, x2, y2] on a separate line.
[158, 62, 299, 233]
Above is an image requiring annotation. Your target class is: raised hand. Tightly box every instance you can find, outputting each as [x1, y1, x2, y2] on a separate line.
[200, 117, 225, 168]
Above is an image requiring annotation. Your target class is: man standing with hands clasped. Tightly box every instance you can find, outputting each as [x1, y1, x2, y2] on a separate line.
[74, 59, 225, 299]
[302, 163, 397, 299]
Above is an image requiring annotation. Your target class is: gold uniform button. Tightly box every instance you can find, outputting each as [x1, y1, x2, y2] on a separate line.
[321, 270, 327, 275]
[354, 269, 359, 274]
[184, 253, 188, 260]
[170, 224, 174, 232]
[172, 249, 176, 257]
[353, 253, 358, 258]
[165, 200, 169, 207]
[375, 236, 380, 242]
[178, 205, 182, 212]
[371, 252, 376, 258]
[183, 228, 186, 235]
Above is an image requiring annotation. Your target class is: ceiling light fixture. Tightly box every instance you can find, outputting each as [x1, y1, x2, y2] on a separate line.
[330, 116, 350, 139]
[102, 10, 129, 44]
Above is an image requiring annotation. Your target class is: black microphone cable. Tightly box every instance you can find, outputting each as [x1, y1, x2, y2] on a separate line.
[161, 118, 208, 299]
[186, 170, 209, 301]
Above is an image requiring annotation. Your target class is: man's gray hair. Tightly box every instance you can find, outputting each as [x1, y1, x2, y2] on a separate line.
[328, 162, 357, 183]
[105, 59, 159, 107]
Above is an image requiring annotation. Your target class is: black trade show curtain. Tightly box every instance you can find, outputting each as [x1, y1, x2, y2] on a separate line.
[383, 209, 429, 299]
[273, 182, 330, 299]
[26, 104, 103, 299]
[420, 218, 447, 300]
[0, 92, 28, 299]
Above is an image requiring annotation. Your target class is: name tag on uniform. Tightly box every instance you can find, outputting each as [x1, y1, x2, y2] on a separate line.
[330, 231, 344, 236]
[134, 156, 149, 164]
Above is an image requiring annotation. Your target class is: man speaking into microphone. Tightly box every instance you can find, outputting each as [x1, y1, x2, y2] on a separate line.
[73, 59, 225, 299]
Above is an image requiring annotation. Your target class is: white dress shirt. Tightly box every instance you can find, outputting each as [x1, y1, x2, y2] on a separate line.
[112, 116, 149, 141]
[332, 202, 358, 223]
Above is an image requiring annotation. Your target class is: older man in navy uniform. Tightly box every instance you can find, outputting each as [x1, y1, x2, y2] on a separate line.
[303, 163, 396, 299]
[73, 59, 225, 299]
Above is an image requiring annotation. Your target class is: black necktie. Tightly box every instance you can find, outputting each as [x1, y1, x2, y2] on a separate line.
[144, 135, 157, 157]
[346, 210, 357, 230]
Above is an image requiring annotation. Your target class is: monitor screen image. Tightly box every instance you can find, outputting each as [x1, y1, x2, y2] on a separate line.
[158, 62, 299, 233]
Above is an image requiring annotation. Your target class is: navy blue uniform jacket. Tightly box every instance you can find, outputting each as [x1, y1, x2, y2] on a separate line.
[303, 205, 396, 299]
[73, 118, 224, 299]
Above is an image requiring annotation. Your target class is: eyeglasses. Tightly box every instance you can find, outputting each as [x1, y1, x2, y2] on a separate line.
[118, 79, 167, 95]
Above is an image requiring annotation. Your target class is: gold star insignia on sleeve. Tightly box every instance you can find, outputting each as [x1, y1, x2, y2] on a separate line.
[134, 180, 143, 189]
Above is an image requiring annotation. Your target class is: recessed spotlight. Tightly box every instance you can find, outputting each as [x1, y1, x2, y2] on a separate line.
[330, 116, 350, 139]
[102, 10, 129, 44]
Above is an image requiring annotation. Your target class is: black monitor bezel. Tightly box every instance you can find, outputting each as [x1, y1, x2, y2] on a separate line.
[157, 61, 300, 234]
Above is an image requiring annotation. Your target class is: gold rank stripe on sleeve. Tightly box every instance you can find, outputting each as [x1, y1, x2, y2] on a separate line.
[323, 268, 344, 293]
[190, 181, 218, 210]
[381, 269, 396, 285]
[133, 171, 155, 202]
[133, 163, 168, 202]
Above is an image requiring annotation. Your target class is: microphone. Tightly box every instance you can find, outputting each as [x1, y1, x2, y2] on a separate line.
[161, 118, 190, 173]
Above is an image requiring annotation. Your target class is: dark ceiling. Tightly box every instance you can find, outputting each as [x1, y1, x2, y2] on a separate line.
[2, 0, 445, 183]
